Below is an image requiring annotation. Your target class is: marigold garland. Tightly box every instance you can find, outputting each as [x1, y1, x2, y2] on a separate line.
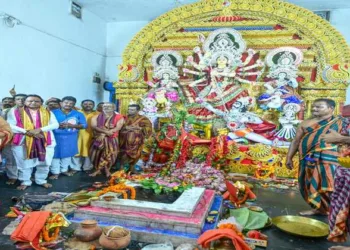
[218, 223, 244, 238]
[42, 226, 60, 242]
[98, 183, 136, 199]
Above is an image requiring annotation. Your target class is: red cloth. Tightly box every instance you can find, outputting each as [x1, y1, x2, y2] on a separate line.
[246, 120, 276, 133]
[11, 211, 51, 250]
[198, 229, 251, 250]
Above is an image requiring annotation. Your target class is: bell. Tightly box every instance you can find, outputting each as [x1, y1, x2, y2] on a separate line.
[213, 237, 236, 250]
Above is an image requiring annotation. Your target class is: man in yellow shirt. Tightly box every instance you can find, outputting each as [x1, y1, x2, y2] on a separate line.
[76, 100, 99, 172]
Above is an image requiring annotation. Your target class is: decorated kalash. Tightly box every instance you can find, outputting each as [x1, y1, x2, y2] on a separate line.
[26, 0, 349, 249]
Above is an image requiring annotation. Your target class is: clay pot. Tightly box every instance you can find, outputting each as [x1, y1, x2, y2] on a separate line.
[99, 226, 131, 249]
[74, 220, 102, 242]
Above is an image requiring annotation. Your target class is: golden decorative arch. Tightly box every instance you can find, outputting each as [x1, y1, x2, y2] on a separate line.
[115, 0, 350, 115]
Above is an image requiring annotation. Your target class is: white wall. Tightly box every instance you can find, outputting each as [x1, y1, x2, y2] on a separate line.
[1, 1, 350, 105]
[0, 0, 107, 105]
[105, 21, 149, 82]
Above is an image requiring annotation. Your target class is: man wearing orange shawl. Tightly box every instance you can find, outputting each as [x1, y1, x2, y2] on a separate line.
[286, 98, 346, 216]
[0, 116, 13, 159]
[7, 95, 59, 190]
[119, 104, 152, 174]
[89, 102, 124, 177]
[76, 99, 99, 172]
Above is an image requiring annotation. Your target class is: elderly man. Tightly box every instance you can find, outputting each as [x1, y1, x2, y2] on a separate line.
[50, 96, 87, 179]
[76, 99, 99, 172]
[119, 104, 152, 174]
[7, 95, 59, 190]
[89, 102, 124, 177]
[286, 98, 346, 216]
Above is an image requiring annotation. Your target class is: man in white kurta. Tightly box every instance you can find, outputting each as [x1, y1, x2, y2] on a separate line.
[7, 95, 59, 190]
[2, 94, 26, 185]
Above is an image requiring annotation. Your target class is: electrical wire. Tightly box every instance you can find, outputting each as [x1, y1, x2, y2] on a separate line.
[1, 12, 106, 57]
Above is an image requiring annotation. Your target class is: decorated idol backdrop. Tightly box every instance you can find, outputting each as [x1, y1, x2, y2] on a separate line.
[114, 0, 350, 179]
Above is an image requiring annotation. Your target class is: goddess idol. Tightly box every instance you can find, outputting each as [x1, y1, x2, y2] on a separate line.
[180, 28, 265, 122]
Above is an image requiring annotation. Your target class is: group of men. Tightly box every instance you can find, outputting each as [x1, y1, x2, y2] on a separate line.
[2, 94, 350, 248]
[0, 94, 152, 191]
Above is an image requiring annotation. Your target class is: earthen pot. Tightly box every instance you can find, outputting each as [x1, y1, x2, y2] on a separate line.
[74, 220, 102, 242]
[99, 226, 131, 249]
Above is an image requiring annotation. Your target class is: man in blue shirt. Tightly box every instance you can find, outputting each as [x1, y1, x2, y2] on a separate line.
[50, 96, 87, 179]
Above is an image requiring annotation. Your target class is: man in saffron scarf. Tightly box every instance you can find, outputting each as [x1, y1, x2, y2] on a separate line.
[119, 104, 152, 174]
[7, 95, 59, 190]
[286, 98, 346, 216]
[89, 102, 124, 177]
[76, 99, 99, 172]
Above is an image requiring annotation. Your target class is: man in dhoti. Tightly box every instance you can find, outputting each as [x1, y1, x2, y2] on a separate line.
[76, 99, 99, 172]
[286, 98, 346, 216]
[119, 104, 152, 174]
[7, 95, 59, 190]
[89, 103, 124, 177]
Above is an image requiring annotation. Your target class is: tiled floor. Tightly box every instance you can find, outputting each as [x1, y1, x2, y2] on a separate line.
[0, 171, 349, 250]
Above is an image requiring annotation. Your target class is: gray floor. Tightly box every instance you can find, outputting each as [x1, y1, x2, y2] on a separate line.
[0, 172, 349, 250]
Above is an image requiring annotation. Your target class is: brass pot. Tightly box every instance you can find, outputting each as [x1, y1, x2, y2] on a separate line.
[74, 220, 102, 242]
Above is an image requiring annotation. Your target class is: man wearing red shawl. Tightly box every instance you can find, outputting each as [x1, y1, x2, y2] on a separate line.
[7, 95, 59, 190]
[89, 103, 124, 177]
[119, 104, 152, 174]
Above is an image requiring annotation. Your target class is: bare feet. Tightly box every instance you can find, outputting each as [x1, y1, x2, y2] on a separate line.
[89, 170, 101, 177]
[49, 174, 59, 180]
[61, 172, 72, 176]
[17, 185, 28, 190]
[68, 170, 78, 176]
[299, 209, 328, 216]
[41, 183, 52, 189]
[105, 169, 111, 178]
[6, 179, 16, 185]
[329, 246, 350, 250]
